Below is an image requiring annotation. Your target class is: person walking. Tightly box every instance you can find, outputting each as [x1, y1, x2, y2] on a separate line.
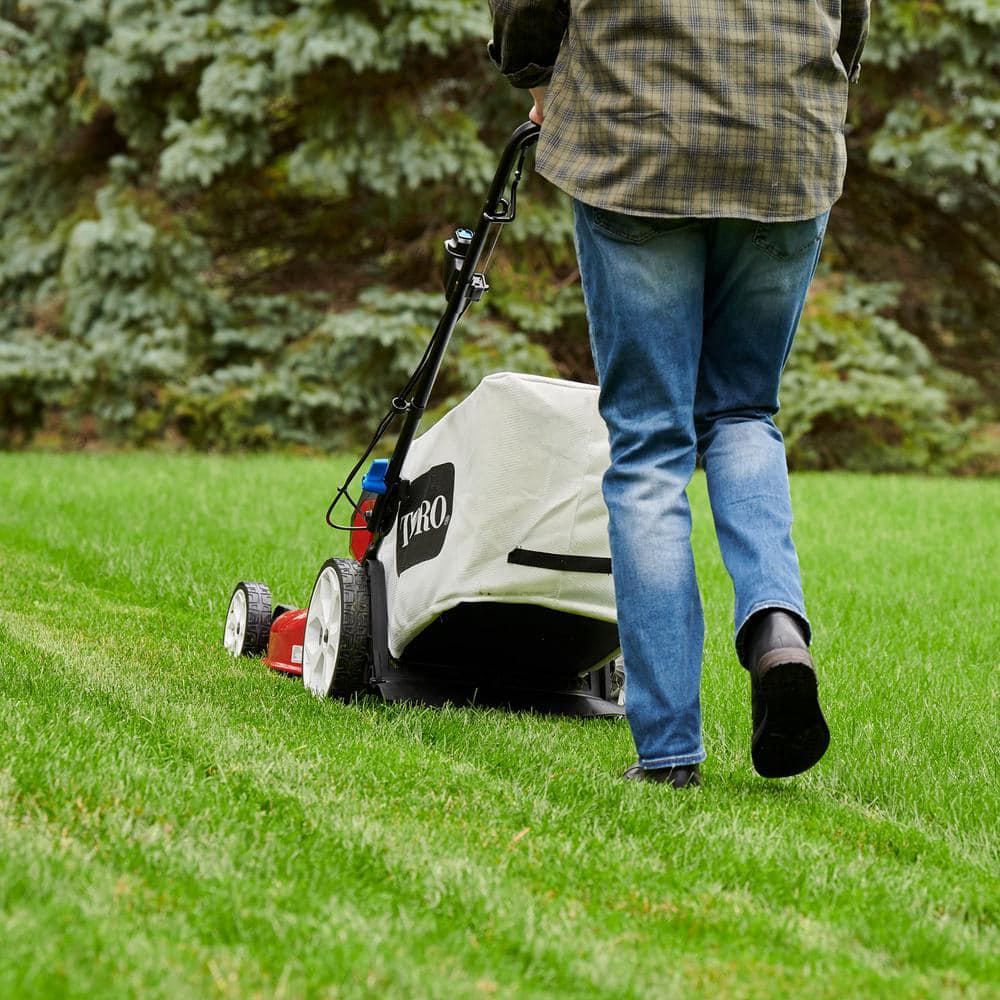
[488, 0, 870, 787]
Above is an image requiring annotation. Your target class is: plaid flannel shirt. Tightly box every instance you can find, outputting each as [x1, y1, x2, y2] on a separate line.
[488, 1, 870, 222]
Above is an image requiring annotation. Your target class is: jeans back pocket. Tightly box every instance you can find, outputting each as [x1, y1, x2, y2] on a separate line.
[752, 212, 830, 261]
[590, 206, 697, 245]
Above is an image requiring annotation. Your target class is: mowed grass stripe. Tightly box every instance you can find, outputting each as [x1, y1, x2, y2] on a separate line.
[1, 627, 614, 998]
[1, 583, 996, 993]
[1, 619, 990, 1000]
[0, 454, 997, 997]
[5, 520, 996, 861]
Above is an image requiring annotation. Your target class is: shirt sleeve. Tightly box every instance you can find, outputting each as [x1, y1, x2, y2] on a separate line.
[838, 0, 871, 83]
[487, 0, 570, 89]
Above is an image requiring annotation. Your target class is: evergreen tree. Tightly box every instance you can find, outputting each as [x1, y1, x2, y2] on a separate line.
[0, 0, 995, 471]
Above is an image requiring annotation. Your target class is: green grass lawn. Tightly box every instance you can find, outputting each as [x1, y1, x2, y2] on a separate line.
[0, 453, 997, 998]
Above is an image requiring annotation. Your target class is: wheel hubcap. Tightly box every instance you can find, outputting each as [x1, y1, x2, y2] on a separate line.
[223, 589, 248, 656]
[304, 567, 343, 697]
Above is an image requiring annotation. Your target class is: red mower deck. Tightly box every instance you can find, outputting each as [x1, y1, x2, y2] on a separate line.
[263, 609, 306, 677]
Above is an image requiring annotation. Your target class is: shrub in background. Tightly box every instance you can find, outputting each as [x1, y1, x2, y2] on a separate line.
[782, 273, 984, 472]
[0, 0, 995, 471]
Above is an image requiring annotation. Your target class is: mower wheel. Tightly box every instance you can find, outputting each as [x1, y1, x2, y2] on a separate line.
[303, 558, 370, 699]
[223, 581, 272, 657]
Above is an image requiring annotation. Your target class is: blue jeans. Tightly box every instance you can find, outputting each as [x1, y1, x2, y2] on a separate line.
[572, 200, 829, 768]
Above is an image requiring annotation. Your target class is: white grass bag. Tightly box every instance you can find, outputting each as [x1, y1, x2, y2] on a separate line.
[377, 372, 617, 661]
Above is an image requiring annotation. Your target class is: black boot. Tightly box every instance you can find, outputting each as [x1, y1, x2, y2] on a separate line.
[622, 762, 701, 788]
[744, 610, 830, 778]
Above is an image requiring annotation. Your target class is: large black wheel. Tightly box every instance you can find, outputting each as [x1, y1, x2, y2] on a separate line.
[302, 558, 371, 699]
[223, 581, 272, 657]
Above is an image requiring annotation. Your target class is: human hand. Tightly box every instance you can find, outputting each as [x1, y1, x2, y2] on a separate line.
[529, 86, 547, 125]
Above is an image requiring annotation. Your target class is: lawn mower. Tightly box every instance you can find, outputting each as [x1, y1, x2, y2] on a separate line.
[222, 121, 624, 717]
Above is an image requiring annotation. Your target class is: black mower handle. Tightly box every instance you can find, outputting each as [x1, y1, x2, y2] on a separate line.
[482, 120, 541, 222]
[327, 122, 542, 553]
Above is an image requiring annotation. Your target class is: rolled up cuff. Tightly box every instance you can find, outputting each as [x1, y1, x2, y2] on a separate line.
[638, 749, 708, 769]
[487, 41, 554, 89]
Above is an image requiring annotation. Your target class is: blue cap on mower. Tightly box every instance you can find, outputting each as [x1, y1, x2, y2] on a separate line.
[361, 458, 389, 495]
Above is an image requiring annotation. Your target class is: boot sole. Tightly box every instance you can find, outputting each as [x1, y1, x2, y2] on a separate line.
[752, 650, 830, 779]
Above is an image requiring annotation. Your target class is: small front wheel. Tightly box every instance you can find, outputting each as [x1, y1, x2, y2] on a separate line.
[302, 558, 371, 699]
[223, 581, 272, 657]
